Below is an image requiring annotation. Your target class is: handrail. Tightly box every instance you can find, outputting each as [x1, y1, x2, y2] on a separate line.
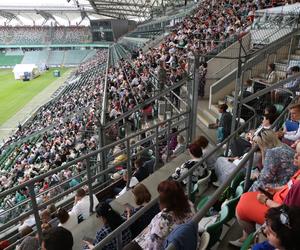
[240, 73, 299, 105]
[100, 47, 111, 126]
[104, 77, 190, 129]
[165, 99, 293, 250]
[93, 102, 258, 249]
[0, 110, 190, 199]
[94, 81, 295, 249]
[0, 111, 190, 235]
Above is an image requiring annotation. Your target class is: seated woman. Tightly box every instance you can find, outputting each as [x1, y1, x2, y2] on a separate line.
[172, 142, 207, 185]
[83, 203, 131, 250]
[229, 142, 300, 247]
[214, 118, 277, 186]
[125, 183, 160, 238]
[131, 180, 195, 250]
[250, 129, 296, 191]
[252, 205, 300, 250]
[195, 135, 216, 170]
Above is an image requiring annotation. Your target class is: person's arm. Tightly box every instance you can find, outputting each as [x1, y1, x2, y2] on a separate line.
[254, 150, 278, 190]
[284, 127, 300, 141]
[257, 193, 280, 208]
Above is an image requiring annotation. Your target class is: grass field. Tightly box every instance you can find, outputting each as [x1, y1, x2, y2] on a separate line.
[0, 68, 68, 125]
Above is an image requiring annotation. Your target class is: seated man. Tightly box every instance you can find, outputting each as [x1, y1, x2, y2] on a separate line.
[277, 103, 300, 145]
[71, 188, 99, 222]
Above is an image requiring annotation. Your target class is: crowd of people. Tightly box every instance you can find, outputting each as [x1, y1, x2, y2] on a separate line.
[1, 0, 299, 249]
[0, 26, 92, 45]
[0, 50, 108, 223]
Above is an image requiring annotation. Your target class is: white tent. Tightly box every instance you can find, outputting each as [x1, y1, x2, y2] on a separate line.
[12, 64, 39, 80]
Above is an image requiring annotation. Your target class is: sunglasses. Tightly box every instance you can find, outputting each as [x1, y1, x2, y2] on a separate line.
[279, 208, 292, 229]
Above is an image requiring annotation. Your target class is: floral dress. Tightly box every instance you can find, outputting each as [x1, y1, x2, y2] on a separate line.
[135, 208, 194, 250]
[250, 144, 297, 191]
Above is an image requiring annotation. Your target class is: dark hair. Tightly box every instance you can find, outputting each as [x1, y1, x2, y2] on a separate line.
[263, 113, 276, 125]
[0, 240, 10, 250]
[20, 226, 33, 237]
[246, 79, 253, 86]
[268, 63, 275, 71]
[75, 188, 86, 198]
[188, 143, 203, 158]
[218, 103, 228, 112]
[56, 208, 70, 224]
[291, 66, 300, 72]
[96, 203, 124, 230]
[134, 158, 144, 169]
[265, 205, 300, 250]
[195, 136, 209, 149]
[132, 183, 151, 206]
[264, 104, 277, 115]
[42, 227, 73, 250]
[157, 180, 191, 219]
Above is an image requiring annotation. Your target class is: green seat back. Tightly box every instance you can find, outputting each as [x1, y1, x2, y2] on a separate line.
[240, 232, 255, 250]
[206, 205, 229, 248]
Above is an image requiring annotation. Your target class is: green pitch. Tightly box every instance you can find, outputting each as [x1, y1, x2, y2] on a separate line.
[0, 68, 68, 125]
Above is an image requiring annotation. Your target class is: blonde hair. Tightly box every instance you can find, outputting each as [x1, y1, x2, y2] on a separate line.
[253, 130, 282, 150]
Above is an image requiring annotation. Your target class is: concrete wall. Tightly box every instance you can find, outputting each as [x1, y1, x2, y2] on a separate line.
[207, 33, 251, 80]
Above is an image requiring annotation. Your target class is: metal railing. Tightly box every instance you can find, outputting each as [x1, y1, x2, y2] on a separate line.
[0, 76, 193, 247]
[165, 94, 294, 250]
[93, 93, 294, 250]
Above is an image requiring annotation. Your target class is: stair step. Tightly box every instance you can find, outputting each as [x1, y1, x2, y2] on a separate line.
[211, 104, 220, 117]
[275, 62, 287, 71]
[203, 109, 218, 123]
[197, 113, 212, 128]
[294, 49, 300, 55]
[290, 54, 300, 60]
[218, 100, 226, 105]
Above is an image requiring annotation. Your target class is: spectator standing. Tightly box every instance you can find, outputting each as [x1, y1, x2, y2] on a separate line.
[198, 62, 207, 98]
[157, 60, 167, 91]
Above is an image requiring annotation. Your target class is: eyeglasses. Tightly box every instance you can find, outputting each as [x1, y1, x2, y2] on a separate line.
[279, 208, 292, 229]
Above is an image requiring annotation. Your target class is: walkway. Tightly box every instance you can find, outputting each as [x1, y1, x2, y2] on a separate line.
[0, 69, 73, 142]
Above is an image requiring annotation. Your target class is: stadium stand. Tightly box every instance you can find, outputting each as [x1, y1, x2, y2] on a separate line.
[21, 51, 49, 65]
[0, 54, 23, 67]
[47, 51, 65, 66]
[1, 0, 300, 250]
[0, 26, 92, 45]
[63, 50, 90, 66]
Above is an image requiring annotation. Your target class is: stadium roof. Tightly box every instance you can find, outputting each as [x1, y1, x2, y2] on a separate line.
[0, 0, 167, 24]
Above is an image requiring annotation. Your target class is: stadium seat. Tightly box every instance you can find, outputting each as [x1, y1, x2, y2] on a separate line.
[240, 232, 255, 250]
[206, 205, 229, 248]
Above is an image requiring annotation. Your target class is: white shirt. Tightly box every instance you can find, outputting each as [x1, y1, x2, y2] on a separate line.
[71, 195, 99, 220]
[284, 120, 300, 141]
[116, 177, 139, 198]
[58, 212, 78, 231]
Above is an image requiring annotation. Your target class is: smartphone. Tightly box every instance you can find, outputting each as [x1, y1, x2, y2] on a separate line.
[83, 236, 94, 244]
[258, 187, 273, 200]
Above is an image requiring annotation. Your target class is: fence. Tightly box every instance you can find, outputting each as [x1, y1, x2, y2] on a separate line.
[93, 81, 295, 250]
